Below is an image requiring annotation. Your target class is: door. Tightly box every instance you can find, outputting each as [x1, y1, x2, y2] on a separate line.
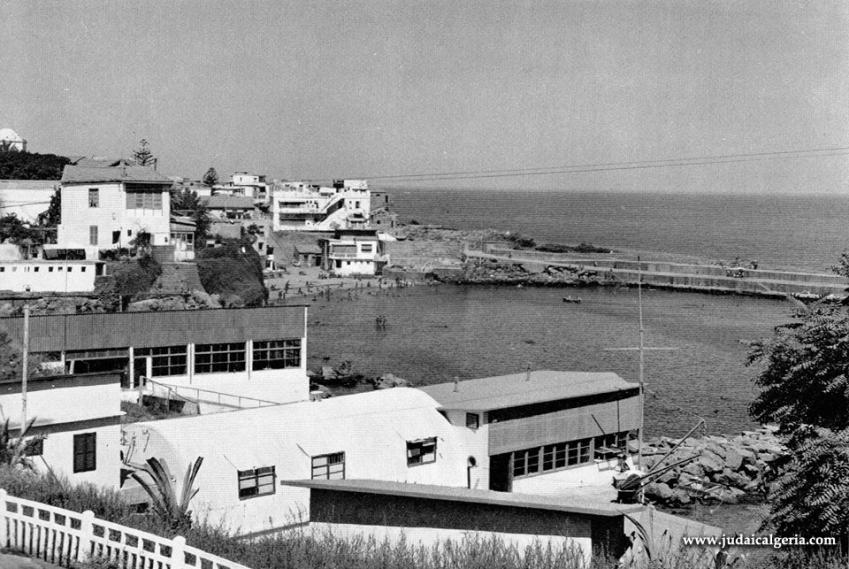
[488, 453, 513, 492]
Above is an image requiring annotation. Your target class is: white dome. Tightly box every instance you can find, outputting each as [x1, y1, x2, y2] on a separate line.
[0, 128, 23, 142]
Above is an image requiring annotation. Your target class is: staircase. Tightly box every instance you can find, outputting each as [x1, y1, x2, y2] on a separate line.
[151, 262, 205, 294]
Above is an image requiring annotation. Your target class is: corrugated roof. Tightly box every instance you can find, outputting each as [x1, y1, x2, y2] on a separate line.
[61, 165, 172, 185]
[281, 478, 643, 517]
[202, 195, 254, 209]
[418, 370, 638, 412]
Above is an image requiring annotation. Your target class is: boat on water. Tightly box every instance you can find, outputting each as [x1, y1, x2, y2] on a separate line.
[562, 296, 582, 304]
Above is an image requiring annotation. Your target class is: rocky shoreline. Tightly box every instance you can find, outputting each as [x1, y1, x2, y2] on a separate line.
[640, 426, 787, 507]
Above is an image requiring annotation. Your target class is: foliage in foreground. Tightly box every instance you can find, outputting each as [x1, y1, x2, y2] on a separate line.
[747, 288, 849, 548]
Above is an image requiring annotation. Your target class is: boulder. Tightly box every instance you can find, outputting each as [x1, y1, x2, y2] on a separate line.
[644, 482, 674, 502]
[657, 468, 678, 484]
[698, 450, 725, 474]
[671, 488, 692, 506]
[373, 373, 411, 389]
[724, 448, 744, 471]
[682, 461, 706, 479]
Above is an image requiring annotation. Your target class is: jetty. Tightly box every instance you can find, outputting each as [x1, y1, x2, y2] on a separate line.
[462, 245, 847, 300]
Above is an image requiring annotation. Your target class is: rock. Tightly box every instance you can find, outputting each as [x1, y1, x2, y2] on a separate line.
[716, 468, 751, 489]
[373, 373, 411, 389]
[644, 482, 674, 502]
[671, 488, 692, 505]
[698, 450, 725, 474]
[321, 366, 338, 381]
[758, 452, 777, 463]
[724, 448, 744, 471]
[682, 461, 705, 479]
[717, 487, 746, 504]
[657, 468, 677, 484]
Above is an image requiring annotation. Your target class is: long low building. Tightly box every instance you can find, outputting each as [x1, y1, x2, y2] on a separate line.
[281, 479, 720, 565]
[0, 306, 309, 404]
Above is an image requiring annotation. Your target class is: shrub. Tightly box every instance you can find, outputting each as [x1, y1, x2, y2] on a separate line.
[197, 240, 267, 307]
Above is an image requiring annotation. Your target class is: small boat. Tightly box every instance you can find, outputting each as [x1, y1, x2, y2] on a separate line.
[562, 296, 582, 304]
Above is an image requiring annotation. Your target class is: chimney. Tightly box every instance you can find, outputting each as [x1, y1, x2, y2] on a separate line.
[453, 376, 459, 393]
[525, 363, 532, 382]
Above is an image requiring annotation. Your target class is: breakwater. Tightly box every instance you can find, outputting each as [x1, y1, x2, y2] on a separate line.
[455, 248, 847, 300]
[640, 427, 787, 507]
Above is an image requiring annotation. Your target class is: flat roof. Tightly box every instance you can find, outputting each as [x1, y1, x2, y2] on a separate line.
[282, 479, 643, 518]
[418, 370, 638, 412]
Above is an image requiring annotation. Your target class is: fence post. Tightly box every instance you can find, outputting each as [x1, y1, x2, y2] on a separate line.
[171, 535, 186, 569]
[77, 510, 95, 562]
[0, 489, 7, 549]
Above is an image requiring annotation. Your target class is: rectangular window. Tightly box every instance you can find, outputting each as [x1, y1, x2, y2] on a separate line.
[407, 437, 437, 466]
[512, 438, 593, 479]
[360, 243, 373, 253]
[88, 188, 99, 207]
[237, 466, 275, 499]
[136, 345, 188, 377]
[194, 342, 246, 373]
[252, 339, 301, 371]
[465, 413, 480, 430]
[73, 433, 96, 473]
[126, 191, 163, 210]
[89, 226, 98, 246]
[311, 452, 345, 480]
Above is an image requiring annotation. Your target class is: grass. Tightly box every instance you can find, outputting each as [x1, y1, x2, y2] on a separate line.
[0, 467, 843, 569]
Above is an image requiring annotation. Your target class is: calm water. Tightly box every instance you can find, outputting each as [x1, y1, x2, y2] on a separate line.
[307, 285, 792, 437]
[388, 189, 849, 272]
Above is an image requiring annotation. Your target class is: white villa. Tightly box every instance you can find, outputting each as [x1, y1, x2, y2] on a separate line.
[272, 179, 371, 232]
[57, 165, 173, 258]
[319, 229, 389, 276]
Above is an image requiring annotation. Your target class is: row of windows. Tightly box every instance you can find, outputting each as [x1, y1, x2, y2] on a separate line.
[0, 265, 88, 273]
[135, 340, 302, 377]
[511, 430, 638, 479]
[126, 191, 163, 210]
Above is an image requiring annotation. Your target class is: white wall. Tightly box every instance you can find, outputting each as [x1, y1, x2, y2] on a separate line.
[0, 261, 99, 293]
[2, 380, 123, 489]
[443, 409, 490, 490]
[160, 368, 308, 404]
[58, 183, 170, 251]
[35, 425, 123, 489]
[123, 392, 469, 536]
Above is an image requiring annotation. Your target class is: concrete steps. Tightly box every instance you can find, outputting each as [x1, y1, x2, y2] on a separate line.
[151, 262, 205, 294]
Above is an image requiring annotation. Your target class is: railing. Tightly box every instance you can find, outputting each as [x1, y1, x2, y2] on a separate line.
[0, 489, 250, 569]
[145, 379, 280, 410]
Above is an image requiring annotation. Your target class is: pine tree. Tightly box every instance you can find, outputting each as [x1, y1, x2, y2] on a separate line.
[132, 139, 156, 168]
[202, 167, 218, 187]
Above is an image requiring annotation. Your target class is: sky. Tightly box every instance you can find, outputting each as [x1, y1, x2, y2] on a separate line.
[2, 0, 847, 193]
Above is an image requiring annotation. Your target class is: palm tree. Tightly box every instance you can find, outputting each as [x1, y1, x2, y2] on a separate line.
[130, 456, 203, 532]
[0, 418, 44, 470]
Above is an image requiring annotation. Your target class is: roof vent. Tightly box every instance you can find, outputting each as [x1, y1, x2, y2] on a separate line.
[525, 363, 532, 382]
[453, 376, 459, 393]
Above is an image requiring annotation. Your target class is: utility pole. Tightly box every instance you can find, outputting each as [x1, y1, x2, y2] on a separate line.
[21, 305, 30, 430]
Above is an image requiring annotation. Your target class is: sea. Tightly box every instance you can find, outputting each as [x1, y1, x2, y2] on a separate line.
[306, 190, 849, 435]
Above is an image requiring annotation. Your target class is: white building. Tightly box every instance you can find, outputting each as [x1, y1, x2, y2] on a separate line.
[0, 180, 57, 223]
[225, 172, 269, 202]
[319, 230, 389, 276]
[1, 370, 123, 489]
[418, 370, 642, 494]
[122, 388, 469, 536]
[0, 128, 27, 152]
[201, 195, 254, 221]
[57, 166, 173, 258]
[169, 176, 212, 198]
[272, 179, 371, 232]
[0, 259, 105, 293]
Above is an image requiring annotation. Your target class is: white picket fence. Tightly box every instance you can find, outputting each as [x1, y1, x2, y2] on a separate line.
[0, 489, 251, 569]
